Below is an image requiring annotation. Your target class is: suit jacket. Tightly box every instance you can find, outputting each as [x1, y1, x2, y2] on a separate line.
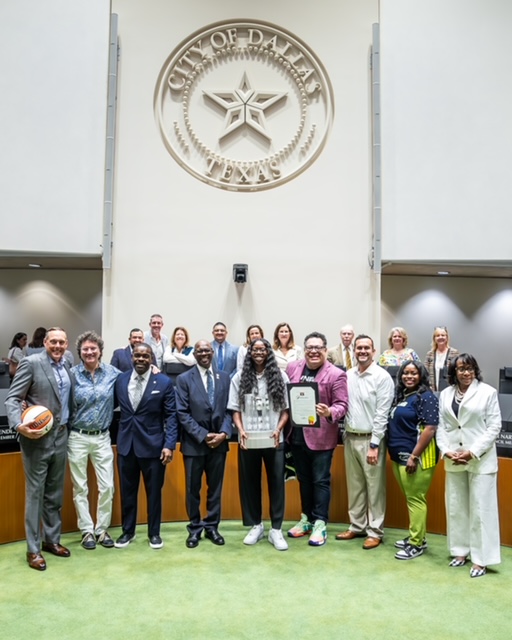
[286, 360, 348, 450]
[175, 366, 232, 456]
[424, 347, 459, 391]
[437, 380, 502, 474]
[110, 345, 156, 373]
[327, 343, 354, 369]
[5, 350, 73, 450]
[211, 340, 239, 378]
[115, 371, 178, 458]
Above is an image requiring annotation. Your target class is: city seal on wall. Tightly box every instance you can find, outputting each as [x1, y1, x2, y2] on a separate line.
[154, 19, 334, 192]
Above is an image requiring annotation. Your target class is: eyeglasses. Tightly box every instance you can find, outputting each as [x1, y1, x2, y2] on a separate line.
[456, 367, 474, 374]
[305, 346, 326, 352]
[251, 349, 268, 354]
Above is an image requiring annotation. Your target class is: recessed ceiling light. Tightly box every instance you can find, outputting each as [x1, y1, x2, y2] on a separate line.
[437, 271, 450, 276]
[28, 263, 42, 268]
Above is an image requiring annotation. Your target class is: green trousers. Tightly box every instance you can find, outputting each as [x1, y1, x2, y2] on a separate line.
[392, 462, 436, 547]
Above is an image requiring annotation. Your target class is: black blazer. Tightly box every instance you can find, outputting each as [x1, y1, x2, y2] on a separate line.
[175, 366, 232, 456]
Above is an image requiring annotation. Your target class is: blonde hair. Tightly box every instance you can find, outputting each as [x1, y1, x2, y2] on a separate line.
[431, 326, 449, 352]
[387, 326, 408, 349]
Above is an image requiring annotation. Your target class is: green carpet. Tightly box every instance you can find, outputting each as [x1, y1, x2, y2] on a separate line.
[1, 521, 509, 639]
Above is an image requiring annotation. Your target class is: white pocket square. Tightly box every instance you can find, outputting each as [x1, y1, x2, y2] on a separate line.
[151, 390, 161, 395]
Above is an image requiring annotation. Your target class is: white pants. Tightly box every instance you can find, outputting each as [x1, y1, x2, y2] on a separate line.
[68, 430, 114, 536]
[445, 471, 501, 567]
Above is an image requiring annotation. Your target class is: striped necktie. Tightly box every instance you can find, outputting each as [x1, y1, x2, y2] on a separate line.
[345, 349, 352, 370]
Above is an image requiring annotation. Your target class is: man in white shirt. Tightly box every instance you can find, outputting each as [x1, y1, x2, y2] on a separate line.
[335, 334, 394, 549]
[144, 314, 169, 369]
[327, 324, 355, 370]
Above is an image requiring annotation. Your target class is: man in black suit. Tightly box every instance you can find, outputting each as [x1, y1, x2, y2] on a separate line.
[110, 328, 156, 372]
[5, 327, 73, 571]
[175, 340, 232, 548]
[114, 343, 178, 549]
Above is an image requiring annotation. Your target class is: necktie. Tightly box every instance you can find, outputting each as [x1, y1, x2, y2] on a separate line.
[345, 349, 352, 370]
[132, 375, 144, 410]
[217, 344, 224, 371]
[206, 370, 215, 406]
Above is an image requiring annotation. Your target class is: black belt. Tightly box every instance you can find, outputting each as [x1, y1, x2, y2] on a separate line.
[70, 427, 108, 436]
[345, 431, 371, 437]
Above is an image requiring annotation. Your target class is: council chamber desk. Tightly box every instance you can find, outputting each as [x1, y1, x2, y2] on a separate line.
[1, 443, 512, 546]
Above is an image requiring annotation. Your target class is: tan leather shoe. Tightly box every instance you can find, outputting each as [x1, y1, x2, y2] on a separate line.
[335, 530, 363, 540]
[27, 552, 46, 571]
[362, 537, 382, 550]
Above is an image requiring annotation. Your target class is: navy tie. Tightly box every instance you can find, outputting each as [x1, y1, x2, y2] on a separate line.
[217, 344, 224, 371]
[207, 370, 215, 406]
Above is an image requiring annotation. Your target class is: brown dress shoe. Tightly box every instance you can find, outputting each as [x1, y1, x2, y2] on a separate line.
[41, 542, 71, 557]
[335, 530, 364, 540]
[362, 537, 382, 550]
[27, 552, 46, 571]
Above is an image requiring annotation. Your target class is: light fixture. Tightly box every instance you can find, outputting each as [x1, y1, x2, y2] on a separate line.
[233, 263, 248, 284]
[28, 263, 42, 268]
[437, 271, 450, 276]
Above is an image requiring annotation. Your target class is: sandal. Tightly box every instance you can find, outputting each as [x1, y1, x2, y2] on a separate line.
[449, 557, 467, 567]
[470, 565, 486, 578]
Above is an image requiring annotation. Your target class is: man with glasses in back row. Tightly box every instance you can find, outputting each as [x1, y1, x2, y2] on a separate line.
[286, 332, 348, 547]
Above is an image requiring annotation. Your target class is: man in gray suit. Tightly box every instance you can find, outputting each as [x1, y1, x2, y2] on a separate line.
[5, 327, 73, 571]
[211, 322, 239, 378]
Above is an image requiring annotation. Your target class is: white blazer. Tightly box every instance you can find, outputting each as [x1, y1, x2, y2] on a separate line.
[437, 380, 502, 474]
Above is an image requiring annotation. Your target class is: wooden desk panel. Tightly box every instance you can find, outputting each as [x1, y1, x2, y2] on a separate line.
[1, 446, 510, 545]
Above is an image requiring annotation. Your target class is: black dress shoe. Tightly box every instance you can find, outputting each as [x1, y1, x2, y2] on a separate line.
[27, 552, 46, 571]
[204, 529, 225, 545]
[114, 532, 136, 548]
[186, 533, 200, 548]
[42, 542, 71, 557]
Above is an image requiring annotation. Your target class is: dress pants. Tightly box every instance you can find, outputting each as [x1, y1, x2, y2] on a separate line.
[238, 445, 285, 529]
[445, 470, 501, 567]
[117, 447, 166, 537]
[183, 451, 227, 536]
[392, 462, 435, 547]
[344, 433, 386, 539]
[20, 424, 68, 553]
[291, 444, 334, 523]
[67, 430, 114, 536]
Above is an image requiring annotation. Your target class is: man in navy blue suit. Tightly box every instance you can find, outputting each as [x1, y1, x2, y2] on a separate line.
[110, 328, 145, 373]
[211, 322, 239, 378]
[175, 340, 232, 548]
[114, 343, 178, 549]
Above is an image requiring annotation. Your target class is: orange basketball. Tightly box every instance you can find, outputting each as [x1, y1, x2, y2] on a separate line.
[21, 405, 54, 435]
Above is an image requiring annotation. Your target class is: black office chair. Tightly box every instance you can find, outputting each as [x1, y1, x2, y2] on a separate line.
[162, 362, 193, 384]
[0, 362, 10, 389]
[499, 368, 512, 395]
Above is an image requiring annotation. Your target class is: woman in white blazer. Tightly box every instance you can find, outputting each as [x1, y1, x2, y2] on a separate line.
[437, 353, 502, 578]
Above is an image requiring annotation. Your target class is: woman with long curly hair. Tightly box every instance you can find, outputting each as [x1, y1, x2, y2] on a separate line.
[388, 360, 439, 560]
[228, 338, 289, 550]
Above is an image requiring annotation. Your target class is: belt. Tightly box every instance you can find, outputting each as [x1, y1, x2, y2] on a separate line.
[71, 427, 108, 436]
[345, 431, 371, 437]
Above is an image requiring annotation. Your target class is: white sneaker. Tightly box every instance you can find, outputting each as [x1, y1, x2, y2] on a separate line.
[243, 523, 264, 545]
[268, 528, 288, 551]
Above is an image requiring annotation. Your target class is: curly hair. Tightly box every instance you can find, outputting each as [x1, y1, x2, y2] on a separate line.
[76, 330, 104, 361]
[393, 360, 431, 405]
[238, 338, 287, 412]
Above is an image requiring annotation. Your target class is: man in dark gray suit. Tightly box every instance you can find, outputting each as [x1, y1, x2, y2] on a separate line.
[5, 327, 73, 571]
[175, 340, 232, 548]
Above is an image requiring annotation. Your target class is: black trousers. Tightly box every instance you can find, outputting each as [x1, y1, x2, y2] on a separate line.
[183, 451, 227, 536]
[238, 445, 285, 529]
[117, 448, 166, 537]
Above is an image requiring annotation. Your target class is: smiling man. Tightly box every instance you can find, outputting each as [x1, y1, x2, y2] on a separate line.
[5, 327, 73, 571]
[68, 331, 120, 550]
[335, 334, 394, 549]
[114, 343, 178, 549]
[175, 340, 232, 548]
[211, 322, 239, 378]
[144, 314, 170, 369]
[286, 331, 348, 547]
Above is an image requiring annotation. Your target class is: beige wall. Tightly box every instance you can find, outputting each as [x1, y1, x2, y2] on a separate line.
[104, 0, 380, 352]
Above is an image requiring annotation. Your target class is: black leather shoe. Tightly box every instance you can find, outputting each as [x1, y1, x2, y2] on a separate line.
[204, 529, 225, 546]
[186, 533, 200, 548]
[42, 542, 71, 557]
[27, 552, 46, 571]
[114, 533, 136, 548]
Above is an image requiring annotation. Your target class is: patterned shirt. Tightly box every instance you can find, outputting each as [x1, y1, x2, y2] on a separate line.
[70, 362, 120, 431]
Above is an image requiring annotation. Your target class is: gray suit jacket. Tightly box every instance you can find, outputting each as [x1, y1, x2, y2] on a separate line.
[5, 350, 73, 449]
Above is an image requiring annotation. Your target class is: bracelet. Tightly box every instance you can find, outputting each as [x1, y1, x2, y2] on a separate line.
[409, 454, 420, 463]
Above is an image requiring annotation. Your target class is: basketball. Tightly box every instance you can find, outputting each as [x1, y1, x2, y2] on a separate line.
[21, 405, 54, 435]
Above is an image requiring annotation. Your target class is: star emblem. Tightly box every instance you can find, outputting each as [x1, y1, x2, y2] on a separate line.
[203, 72, 287, 142]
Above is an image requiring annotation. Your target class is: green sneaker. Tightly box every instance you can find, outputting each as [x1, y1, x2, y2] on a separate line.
[308, 520, 327, 546]
[287, 514, 312, 538]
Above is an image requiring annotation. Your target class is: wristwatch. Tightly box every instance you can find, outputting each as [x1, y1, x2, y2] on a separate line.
[369, 443, 379, 450]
